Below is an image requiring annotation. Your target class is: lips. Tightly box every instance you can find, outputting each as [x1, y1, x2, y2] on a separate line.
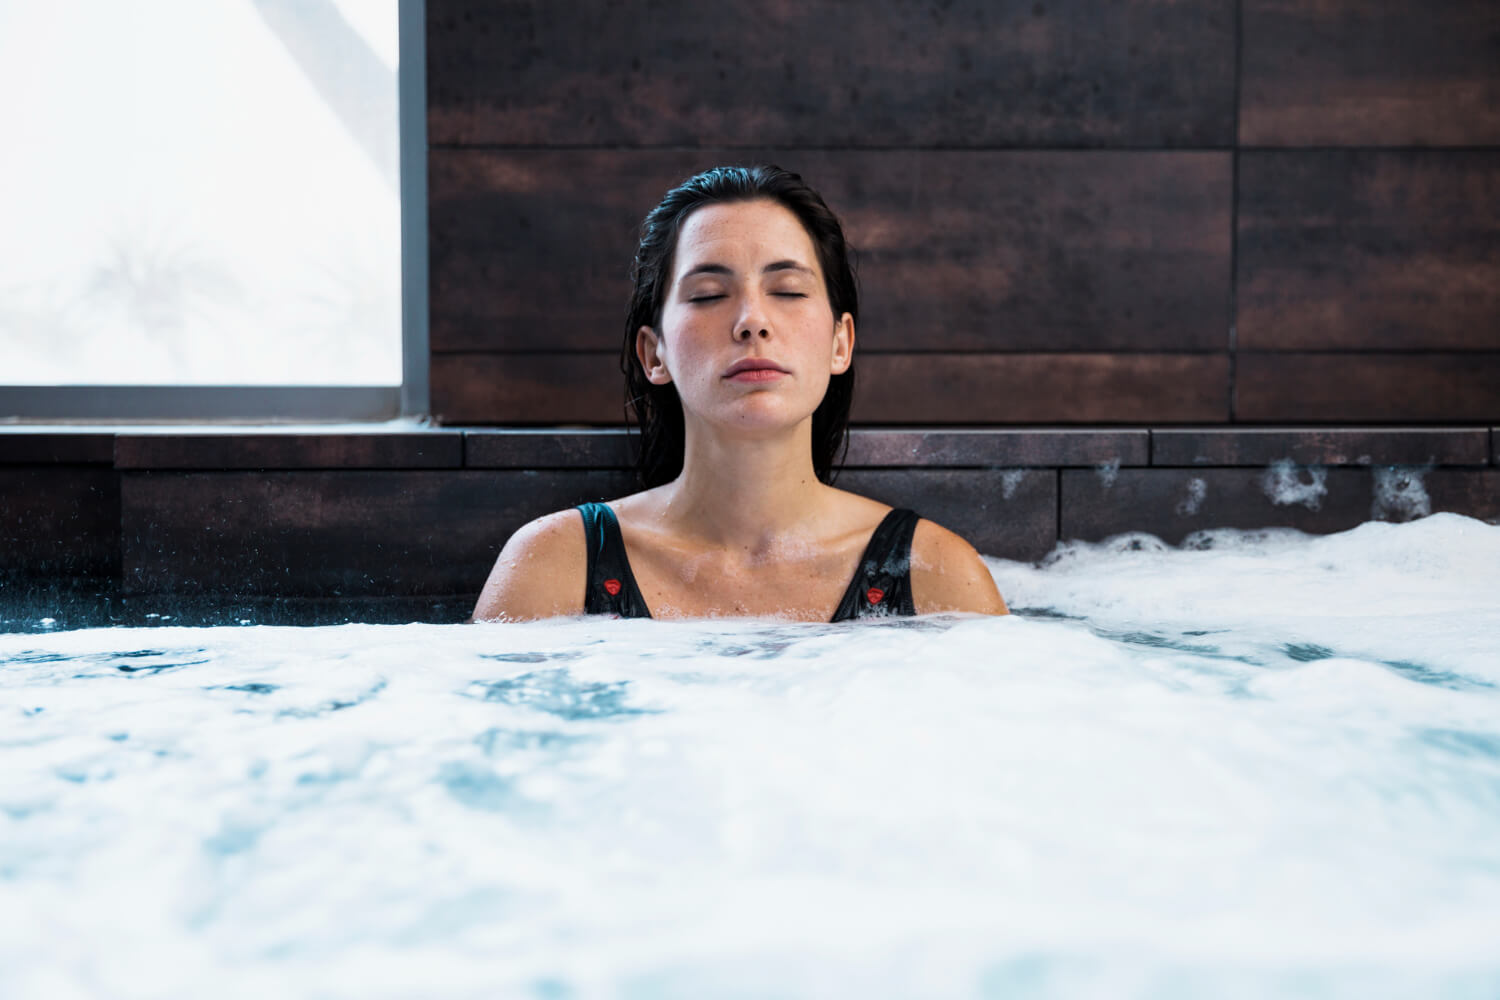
[722, 358, 790, 378]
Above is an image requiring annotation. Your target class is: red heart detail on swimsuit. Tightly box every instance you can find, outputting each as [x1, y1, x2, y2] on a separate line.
[603, 578, 622, 596]
[866, 587, 885, 604]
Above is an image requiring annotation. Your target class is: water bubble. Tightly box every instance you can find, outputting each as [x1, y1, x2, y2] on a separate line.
[1095, 459, 1120, 489]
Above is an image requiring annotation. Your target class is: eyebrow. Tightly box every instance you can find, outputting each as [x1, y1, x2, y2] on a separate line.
[681, 259, 814, 280]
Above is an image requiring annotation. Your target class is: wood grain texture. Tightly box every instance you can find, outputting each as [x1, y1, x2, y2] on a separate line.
[1236, 354, 1500, 423]
[430, 149, 1232, 354]
[1241, 0, 1500, 146]
[431, 353, 626, 425]
[428, 0, 1234, 148]
[855, 354, 1229, 423]
[844, 429, 1148, 467]
[433, 352, 1229, 425]
[1237, 152, 1500, 352]
[115, 434, 464, 470]
[465, 430, 635, 469]
[1151, 428, 1491, 467]
[839, 469, 1058, 561]
[121, 470, 634, 596]
[0, 468, 120, 580]
[1061, 467, 1500, 544]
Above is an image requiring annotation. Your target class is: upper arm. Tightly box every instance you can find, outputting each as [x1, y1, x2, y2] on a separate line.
[909, 518, 1010, 617]
[470, 509, 588, 622]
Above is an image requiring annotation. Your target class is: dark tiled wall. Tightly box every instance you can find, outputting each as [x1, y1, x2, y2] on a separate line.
[425, 0, 1500, 426]
[2, 429, 1495, 604]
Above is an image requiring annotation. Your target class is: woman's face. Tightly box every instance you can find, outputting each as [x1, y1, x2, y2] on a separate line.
[636, 198, 854, 437]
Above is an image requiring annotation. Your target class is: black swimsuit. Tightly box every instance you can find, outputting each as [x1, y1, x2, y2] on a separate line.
[577, 502, 921, 621]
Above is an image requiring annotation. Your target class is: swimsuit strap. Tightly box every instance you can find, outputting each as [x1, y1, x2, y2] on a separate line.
[577, 503, 653, 618]
[829, 508, 921, 622]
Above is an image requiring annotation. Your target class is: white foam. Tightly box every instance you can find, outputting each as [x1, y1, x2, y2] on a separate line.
[2, 515, 1499, 998]
[1260, 459, 1328, 510]
[1372, 465, 1433, 522]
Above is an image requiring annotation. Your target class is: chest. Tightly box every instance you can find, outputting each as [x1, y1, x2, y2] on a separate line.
[625, 544, 862, 621]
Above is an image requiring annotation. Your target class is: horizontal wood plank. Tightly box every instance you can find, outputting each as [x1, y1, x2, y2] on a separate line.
[115, 433, 464, 470]
[1151, 427, 1491, 467]
[855, 354, 1228, 423]
[1237, 152, 1500, 351]
[428, 0, 1234, 147]
[430, 149, 1232, 354]
[1241, 0, 1500, 146]
[1237, 354, 1500, 423]
[844, 430, 1148, 468]
[433, 352, 1230, 425]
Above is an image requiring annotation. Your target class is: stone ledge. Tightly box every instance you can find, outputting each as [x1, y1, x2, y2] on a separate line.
[115, 432, 464, 470]
[1, 426, 1494, 470]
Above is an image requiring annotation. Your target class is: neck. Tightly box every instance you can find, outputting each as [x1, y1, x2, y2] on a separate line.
[655, 419, 832, 555]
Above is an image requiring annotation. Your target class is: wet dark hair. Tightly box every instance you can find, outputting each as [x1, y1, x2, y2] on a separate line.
[622, 164, 858, 488]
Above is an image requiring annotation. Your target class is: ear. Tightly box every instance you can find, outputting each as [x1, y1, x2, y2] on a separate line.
[830, 312, 855, 375]
[636, 325, 673, 385]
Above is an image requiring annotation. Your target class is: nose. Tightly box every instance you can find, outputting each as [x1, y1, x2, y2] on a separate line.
[734, 291, 772, 342]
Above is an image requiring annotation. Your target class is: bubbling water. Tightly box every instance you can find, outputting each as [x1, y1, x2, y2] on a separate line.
[2, 514, 1499, 999]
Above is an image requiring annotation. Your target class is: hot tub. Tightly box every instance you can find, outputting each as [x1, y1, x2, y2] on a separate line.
[3, 514, 1498, 998]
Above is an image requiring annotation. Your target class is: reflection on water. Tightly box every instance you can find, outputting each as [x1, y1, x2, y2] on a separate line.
[2, 514, 1500, 999]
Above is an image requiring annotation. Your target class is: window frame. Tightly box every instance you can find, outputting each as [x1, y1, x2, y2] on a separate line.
[0, 0, 428, 423]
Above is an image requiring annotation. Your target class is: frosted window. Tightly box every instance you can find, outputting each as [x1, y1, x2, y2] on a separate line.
[0, 1, 401, 386]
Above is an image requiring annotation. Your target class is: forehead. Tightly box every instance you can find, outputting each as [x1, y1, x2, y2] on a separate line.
[672, 200, 821, 278]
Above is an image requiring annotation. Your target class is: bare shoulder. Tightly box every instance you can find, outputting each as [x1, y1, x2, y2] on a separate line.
[470, 508, 588, 622]
[909, 518, 1010, 616]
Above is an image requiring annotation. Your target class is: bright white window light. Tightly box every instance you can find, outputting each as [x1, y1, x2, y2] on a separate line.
[0, 0, 401, 386]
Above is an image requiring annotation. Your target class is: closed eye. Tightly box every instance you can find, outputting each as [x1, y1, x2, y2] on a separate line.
[688, 295, 727, 304]
[772, 292, 808, 298]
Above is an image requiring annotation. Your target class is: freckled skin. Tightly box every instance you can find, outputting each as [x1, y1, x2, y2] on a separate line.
[472, 200, 1008, 622]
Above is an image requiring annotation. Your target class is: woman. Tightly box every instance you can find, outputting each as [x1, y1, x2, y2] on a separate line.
[472, 165, 1008, 622]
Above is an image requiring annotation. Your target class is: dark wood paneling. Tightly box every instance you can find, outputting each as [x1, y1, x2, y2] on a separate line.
[431, 353, 624, 425]
[1061, 467, 1500, 544]
[0, 433, 114, 465]
[428, 149, 705, 354]
[434, 352, 1229, 425]
[1152, 428, 1491, 467]
[1237, 354, 1500, 423]
[844, 430, 1148, 468]
[1237, 152, 1500, 352]
[115, 433, 463, 470]
[828, 151, 1231, 353]
[839, 469, 1058, 561]
[856, 354, 1228, 423]
[0, 468, 120, 579]
[428, 0, 1235, 148]
[1241, 0, 1500, 146]
[1425, 469, 1500, 524]
[465, 430, 634, 469]
[430, 149, 1232, 355]
[121, 470, 634, 597]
